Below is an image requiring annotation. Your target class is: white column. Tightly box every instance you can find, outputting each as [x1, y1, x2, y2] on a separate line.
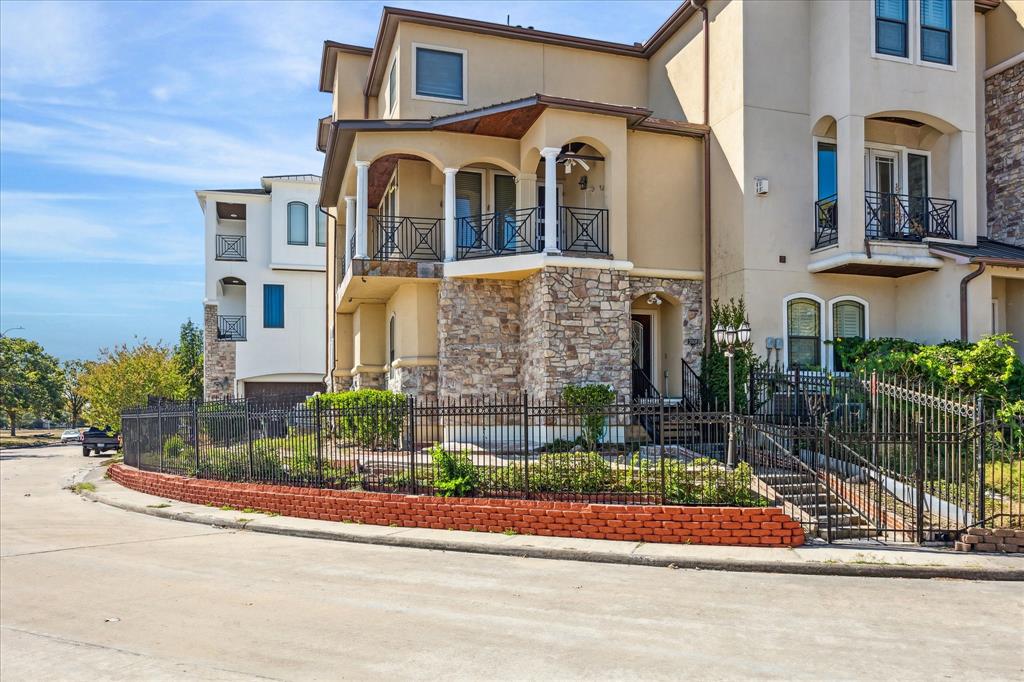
[443, 167, 458, 261]
[949, 131, 976, 244]
[355, 161, 370, 258]
[836, 115, 865, 253]
[343, 196, 356, 266]
[540, 147, 561, 253]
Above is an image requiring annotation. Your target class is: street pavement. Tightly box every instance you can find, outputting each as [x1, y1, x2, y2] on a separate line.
[2, 444, 1022, 681]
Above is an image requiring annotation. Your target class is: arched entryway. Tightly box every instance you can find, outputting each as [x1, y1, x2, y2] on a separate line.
[630, 291, 684, 398]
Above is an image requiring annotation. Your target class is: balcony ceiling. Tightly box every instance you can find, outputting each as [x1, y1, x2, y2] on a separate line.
[216, 202, 247, 220]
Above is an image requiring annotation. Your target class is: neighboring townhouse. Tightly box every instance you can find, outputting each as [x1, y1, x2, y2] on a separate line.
[197, 175, 327, 400]
[317, 1, 1023, 405]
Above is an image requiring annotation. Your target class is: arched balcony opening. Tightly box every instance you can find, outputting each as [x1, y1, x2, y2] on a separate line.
[217, 276, 247, 341]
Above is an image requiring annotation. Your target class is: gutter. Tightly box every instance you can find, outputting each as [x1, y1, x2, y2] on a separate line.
[960, 261, 987, 342]
[690, 0, 713, 352]
[318, 205, 335, 387]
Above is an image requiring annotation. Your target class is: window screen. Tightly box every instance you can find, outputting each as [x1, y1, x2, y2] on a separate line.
[415, 47, 463, 100]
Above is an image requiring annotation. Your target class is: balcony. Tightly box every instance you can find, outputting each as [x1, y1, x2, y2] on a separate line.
[215, 235, 246, 261]
[864, 192, 957, 242]
[217, 315, 246, 341]
[370, 215, 443, 261]
[454, 206, 609, 261]
[813, 195, 838, 249]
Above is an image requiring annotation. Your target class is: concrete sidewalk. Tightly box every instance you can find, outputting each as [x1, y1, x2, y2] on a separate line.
[76, 465, 1024, 581]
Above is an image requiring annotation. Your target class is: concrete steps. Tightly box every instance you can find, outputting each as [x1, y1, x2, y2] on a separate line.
[757, 468, 878, 541]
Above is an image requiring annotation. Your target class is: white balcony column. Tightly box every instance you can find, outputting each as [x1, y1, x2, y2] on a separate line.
[836, 115, 865, 253]
[343, 196, 356, 265]
[354, 161, 370, 258]
[540, 147, 561, 253]
[443, 167, 458, 261]
[949, 130, 977, 244]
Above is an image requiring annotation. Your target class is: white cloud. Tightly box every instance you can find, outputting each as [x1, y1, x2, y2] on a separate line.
[0, 1, 110, 88]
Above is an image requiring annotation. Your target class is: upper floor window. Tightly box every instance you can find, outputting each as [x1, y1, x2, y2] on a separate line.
[413, 45, 465, 103]
[387, 58, 397, 112]
[920, 0, 952, 65]
[316, 208, 327, 247]
[263, 284, 284, 329]
[875, 0, 908, 58]
[287, 202, 308, 245]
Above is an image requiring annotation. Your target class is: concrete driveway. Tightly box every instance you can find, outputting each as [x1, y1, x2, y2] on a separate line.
[2, 444, 1022, 681]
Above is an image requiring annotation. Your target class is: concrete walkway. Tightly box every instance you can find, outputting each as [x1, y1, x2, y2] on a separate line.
[79, 465, 1024, 581]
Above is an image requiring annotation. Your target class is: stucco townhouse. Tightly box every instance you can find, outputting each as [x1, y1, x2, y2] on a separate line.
[317, 1, 1024, 403]
[199, 174, 327, 400]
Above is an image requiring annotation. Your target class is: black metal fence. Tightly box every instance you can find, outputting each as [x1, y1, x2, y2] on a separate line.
[120, 375, 1021, 544]
[864, 190, 957, 241]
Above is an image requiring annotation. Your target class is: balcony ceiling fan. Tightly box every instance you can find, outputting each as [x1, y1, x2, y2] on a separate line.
[558, 142, 602, 174]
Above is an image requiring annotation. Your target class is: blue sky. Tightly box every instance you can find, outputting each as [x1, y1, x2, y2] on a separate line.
[0, 0, 676, 360]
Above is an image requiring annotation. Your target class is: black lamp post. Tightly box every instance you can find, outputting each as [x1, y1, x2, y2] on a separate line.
[713, 319, 751, 468]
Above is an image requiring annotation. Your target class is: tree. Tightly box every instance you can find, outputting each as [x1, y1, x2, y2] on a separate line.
[80, 340, 185, 430]
[173, 319, 204, 400]
[63, 360, 89, 427]
[0, 337, 63, 436]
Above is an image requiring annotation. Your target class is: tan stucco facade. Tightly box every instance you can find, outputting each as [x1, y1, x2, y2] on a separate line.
[321, 1, 1023, 394]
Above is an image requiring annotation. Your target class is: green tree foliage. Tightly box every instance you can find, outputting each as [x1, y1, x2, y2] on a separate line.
[173, 319, 204, 400]
[700, 298, 764, 412]
[62, 359, 89, 427]
[0, 337, 63, 436]
[561, 383, 616, 450]
[308, 389, 408, 448]
[80, 340, 185, 430]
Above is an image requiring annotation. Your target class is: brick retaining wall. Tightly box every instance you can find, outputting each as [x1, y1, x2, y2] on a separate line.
[955, 527, 1024, 553]
[108, 464, 805, 547]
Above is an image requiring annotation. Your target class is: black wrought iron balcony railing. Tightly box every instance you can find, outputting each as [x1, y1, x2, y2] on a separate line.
[456, 207, 541, 260]
[559, 206, 609, 255]
[217, 315, 246, 341]
[865, 191, 957, 242]
[454, 206, 610, 260]
[370, 215, 443, 261]
[215, 234, 246, 261]
[813, 195, 838, 249]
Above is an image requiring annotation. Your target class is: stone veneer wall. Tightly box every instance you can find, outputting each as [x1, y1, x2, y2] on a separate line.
[436, 267, 704, 402]
[203, 303, 235, 400]
[351, 371, 386, 390]
[520, 267, 632, 402]
[986, 61, 1024, 246]
[437, 278, 522, 398]
[387, 364, 439, 398]
[625, 276, 705, 371]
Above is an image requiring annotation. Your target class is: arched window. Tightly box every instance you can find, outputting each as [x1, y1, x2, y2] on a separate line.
[287, 202, 308, 245]
[831, 299, 866, 371]
[787, 298, 821, 368]
[388, 315, 396, 368]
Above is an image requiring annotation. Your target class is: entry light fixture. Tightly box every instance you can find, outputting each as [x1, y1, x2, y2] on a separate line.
[646, 293, 663, 306]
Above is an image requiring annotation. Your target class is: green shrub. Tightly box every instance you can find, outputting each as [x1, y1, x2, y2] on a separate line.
[530, 452, 612, 493]
[309, 390, 407, 448]
[663, 458, 760, 506]
[701, 298, 766, 411]
[429, 444, 479, 497]
[561, 384, 616, 450]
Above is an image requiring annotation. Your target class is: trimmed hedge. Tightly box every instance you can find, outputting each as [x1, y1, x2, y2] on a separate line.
[308, 389, 408, 448]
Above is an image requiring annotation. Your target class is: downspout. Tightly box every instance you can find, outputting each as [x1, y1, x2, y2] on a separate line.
[959, 261, 986, 342]
[690, 0, 712, 351]
[319, 205, 335, 388]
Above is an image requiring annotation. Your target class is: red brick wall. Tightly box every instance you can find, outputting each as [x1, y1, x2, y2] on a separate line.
[109, 464, 804, 547]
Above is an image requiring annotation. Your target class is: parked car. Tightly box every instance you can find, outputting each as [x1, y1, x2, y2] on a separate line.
[80, 426, 120, 457]
[60, 429, 81, 444]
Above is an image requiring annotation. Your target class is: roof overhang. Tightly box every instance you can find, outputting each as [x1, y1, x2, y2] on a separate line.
[319, 41, 373, 93]
[318, 93, 708, 206]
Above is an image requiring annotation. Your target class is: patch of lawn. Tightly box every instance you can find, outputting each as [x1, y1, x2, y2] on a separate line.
[69, 482, 96, 493]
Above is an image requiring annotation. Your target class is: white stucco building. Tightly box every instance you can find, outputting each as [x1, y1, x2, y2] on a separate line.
[197, 174, 327, 400]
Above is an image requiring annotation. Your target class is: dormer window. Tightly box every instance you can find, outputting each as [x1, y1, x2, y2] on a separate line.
[412, 44, 466, 103]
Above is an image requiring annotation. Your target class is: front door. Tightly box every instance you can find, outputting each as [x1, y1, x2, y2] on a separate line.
[631, 314, 654, 398]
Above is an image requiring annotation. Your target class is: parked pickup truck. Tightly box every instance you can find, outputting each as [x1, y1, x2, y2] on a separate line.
[80, 426, 121, 457]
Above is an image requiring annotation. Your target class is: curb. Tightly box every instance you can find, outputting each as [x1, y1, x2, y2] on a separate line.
[78, 469, 1024, 582]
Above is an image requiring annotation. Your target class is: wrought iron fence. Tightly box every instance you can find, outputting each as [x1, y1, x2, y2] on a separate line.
[455, 208, 540, 260]
[370, 215, 443, 261]
[216, 315, 245, 341]
[215, 234, 246, 261]
[813, 195, 837, 249]
[121, 381, 1021, 543]
[864, 191, 957, 241]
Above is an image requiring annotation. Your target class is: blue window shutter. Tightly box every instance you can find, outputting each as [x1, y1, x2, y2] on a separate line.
[415, 48, 463, 100]
[263, 284, 284, 328]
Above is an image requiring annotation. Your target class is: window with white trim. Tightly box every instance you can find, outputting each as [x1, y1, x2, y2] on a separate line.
[831, 300, 865, 371]
[787, 298, 822, 369]
[287, 202, 308, 245]
[316, 207, 327, 247]
[920, 0, 952, 65]
[875, 0, 909, 58]
[387, 58, 397, 113]
[414, 46, 464, 101]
